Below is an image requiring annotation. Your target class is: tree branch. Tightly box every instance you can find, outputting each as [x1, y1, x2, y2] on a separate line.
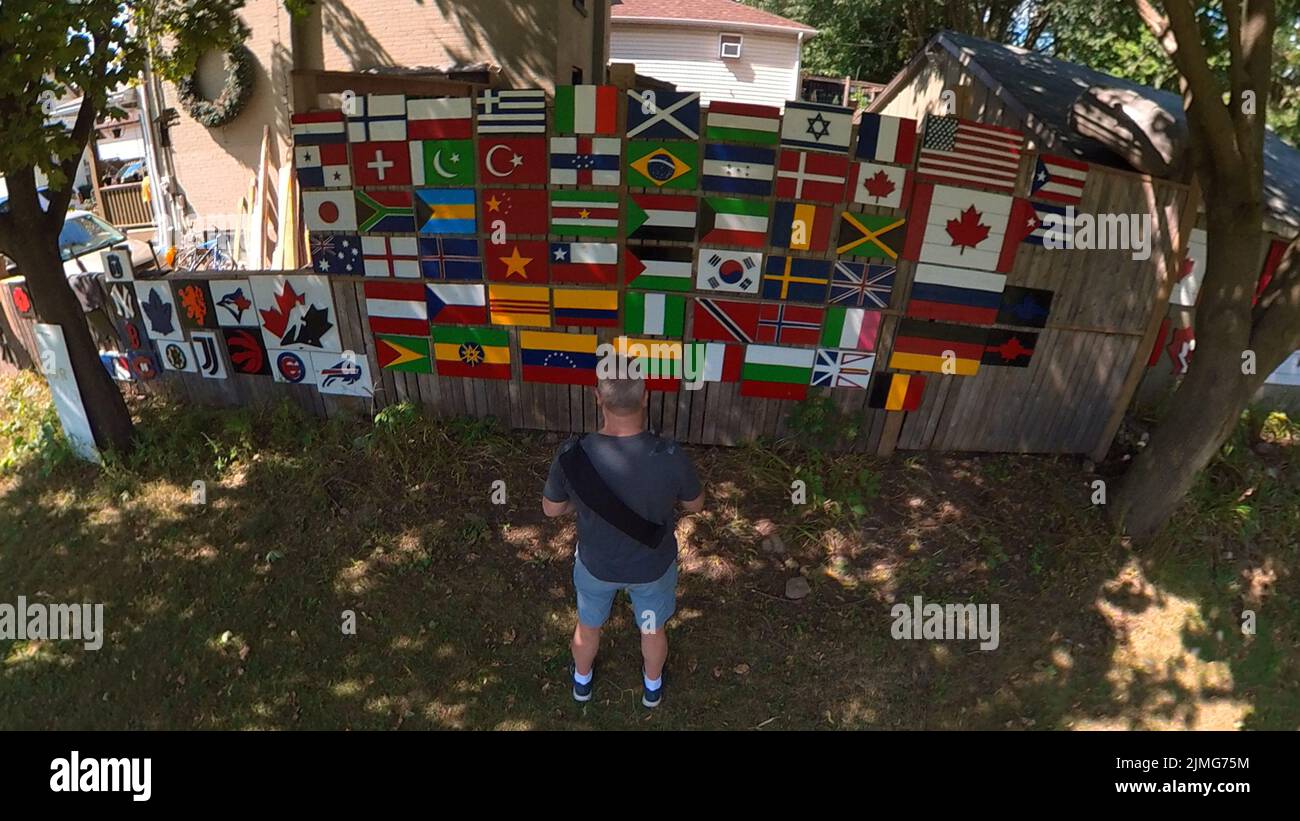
[45, 92, 98, 229]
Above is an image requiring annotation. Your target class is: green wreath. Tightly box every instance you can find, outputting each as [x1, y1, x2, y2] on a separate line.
[177, 44, 255, 128]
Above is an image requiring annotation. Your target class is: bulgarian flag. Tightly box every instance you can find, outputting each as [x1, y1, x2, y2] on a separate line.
[739, 345, 815, 400]
[554, 85, 618, 135]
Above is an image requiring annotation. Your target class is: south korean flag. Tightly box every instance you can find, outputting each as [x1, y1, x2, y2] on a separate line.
[696, 248, 762, 295]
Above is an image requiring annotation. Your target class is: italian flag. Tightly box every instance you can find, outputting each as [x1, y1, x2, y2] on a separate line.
[820, 306, 882, 351]
[554, 85, 618, 134]
[624, 292, 684, 336]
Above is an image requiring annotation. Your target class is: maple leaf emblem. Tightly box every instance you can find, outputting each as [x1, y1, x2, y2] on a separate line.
[946, 205, 990, 252]
[141, 287, 175, 335]
[862, 170, 897, 201]
[259, 282, 306, 339]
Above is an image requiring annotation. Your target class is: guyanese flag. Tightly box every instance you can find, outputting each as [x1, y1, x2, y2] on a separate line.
[432, 326, 511, 380]
[887, 318, 987, 376]
[375, 334, 433, 374]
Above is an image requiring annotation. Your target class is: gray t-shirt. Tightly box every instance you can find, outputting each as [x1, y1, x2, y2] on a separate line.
[543, 432, 701, 584]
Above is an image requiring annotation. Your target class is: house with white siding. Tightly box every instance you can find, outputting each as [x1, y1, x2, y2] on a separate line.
[610, 0, 816, 109]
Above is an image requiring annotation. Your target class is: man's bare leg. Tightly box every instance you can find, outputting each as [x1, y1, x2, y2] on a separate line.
[572, 623, 600, 676]
[641, 627, 667, 681]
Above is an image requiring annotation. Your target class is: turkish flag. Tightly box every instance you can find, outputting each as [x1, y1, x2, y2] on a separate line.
[478, 137, 547, 186]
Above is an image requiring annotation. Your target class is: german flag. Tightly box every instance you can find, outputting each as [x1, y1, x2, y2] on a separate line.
[868, 373, 926, 411]
[888, 318, 987, 376]
[488, 284, 551, 327]
[432, 326, 511, 380]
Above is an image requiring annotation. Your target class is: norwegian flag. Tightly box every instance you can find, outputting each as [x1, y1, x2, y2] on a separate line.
[774, 150, 849, 203]
[916, 115, 1024, 194]
[1029, 154, 1089, 205]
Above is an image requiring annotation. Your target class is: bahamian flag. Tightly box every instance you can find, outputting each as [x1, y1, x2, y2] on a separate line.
[416, 188, 476, 235]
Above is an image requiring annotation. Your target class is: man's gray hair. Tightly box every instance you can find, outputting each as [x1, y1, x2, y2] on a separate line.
[597, 374, 646, 414]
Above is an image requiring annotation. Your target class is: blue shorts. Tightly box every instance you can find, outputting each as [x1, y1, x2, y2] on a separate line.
[573, 554, 677, 632]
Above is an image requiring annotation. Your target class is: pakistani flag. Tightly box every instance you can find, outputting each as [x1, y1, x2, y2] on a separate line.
[410, 139, 476, 186]
[624, 292, 685, 337]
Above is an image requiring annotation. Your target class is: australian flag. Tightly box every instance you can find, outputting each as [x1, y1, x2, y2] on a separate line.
[310, 233, 362, 275]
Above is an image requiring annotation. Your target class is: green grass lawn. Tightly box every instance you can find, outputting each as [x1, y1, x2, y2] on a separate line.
[1, 371, 1297, 729]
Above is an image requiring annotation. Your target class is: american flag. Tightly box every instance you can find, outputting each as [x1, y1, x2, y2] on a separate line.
[917, 115, 1024, 194]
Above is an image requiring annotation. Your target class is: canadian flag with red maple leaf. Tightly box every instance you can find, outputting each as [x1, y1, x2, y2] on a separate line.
[902, 183, 1021, 273]
[848, 161, 912, 210]
[249, 275, 343, 353]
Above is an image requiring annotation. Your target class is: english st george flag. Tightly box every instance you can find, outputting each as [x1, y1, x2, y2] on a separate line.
[916, 115, 1024, 194]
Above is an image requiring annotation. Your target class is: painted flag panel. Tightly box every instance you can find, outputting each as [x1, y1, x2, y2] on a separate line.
[362, 235, 421, 278]
[902, 183, 1017, 272]
[352, 141, 412, 186]
[410, 138, 476, 186]
[829, 261, 895, 309]
[774, 149, 849, 202]
[624, 292, 685, 337]
[625, 89, 701, 140]
[916, 115, 1024, 193]
[982, 329, 1038, 367]
[485, 240, 549, 282]
[996, 286, 1054, 328]
[868, 372, 926, 411]
[364, 280, 428, 335]
[1010, 198, 1077, 247]
[848, 161, 912, 210]
[309, 234, 362, 275]
[406, 97, 472, 140]
[811, 349, 875, 388]
[356, 189, 416, 233]
[303, 190, 359, 232]
[549, 242, 619, 284]
[478, 136, 548, 185]
[692, 341, 744, 384]
[222, 328, 271, 376]
[627, 141, 697, 190]
[348, 94, 406, 142]
[426, 282, 488, 325]
[291, 111, 346, 145]
[821, 306, 882, 351]
[740, 344, 815, 400]
[756, 303, 824, 346]
[210, 279, 257, 327]
[519, 330, 599, 385]
[432, 325, 512, 379]
[780, 101, 854, 153]
[701, 143, 775, 195]
[550, 136, 621, 186]
[488, 283, 551, 327]
[311, 351, 375, 397]
[906, 263, 1007, 324]
[476, 89, 547, 134]
[554, 85, 618, 135]
[419, 237, 482, 280]
[481, 188, 548, 236]
[698, 197, 770, 248]
[294, 143, 351, 189]
[855, 113, 918, 165]
[696, 248, 762, 295]
[692, 298, 761, 343]
[1029, 154, 1088, 205]
[615, 336, 687, 391]
[625, 245, 694, 291]
[1171, 227, 1207, 307]
[415, 188, 475, 235]
[770, 202, 832, 252]
[888, 318, 987, 376]
[553, 288, 619, 327]
[761, 256, 831, 303]
[375, 334, 433, 373]
[836, 212, 907, 260]
[550, 190, 620, 238]
[627, 194, 697, 242]
[705, 101, 780, 145]
[136, 281, 180, 341]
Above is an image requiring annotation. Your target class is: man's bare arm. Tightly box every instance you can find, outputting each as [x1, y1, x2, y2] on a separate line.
[543, 496, 574, 517]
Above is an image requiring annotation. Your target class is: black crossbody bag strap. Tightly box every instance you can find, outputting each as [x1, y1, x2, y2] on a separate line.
[559, 438, 667, 550]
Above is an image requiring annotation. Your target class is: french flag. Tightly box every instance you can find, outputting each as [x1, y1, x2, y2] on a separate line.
[855, 113, 917, 165]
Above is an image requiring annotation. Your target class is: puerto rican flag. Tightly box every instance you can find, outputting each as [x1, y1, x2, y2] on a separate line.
[1029, 154, 1089, 205]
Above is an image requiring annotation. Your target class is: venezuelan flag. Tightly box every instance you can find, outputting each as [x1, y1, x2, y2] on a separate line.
[519, 330, 598, 386]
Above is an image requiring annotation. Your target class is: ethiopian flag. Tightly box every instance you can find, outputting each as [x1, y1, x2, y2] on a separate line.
[432, 326, 511, 380]
[376, 334, 433, 374]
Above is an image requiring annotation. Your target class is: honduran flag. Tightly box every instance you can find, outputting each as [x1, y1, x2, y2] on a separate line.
[855, 114, 918, 165]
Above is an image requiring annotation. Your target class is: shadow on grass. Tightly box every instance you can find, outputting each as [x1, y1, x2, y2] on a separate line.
[1, 378, 1296, 730]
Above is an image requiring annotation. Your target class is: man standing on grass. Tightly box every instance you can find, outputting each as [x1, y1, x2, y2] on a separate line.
[542, 374, 704, 708]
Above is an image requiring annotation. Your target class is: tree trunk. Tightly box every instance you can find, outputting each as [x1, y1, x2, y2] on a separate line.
[11, 230, 136, 455]
[1113, 202, 1266, 538]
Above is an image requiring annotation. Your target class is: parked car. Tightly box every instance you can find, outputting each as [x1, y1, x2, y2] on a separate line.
[4, 210, 161, 278]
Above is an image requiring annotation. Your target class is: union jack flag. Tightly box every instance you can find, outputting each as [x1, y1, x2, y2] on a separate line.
[829, 261, 895, 309]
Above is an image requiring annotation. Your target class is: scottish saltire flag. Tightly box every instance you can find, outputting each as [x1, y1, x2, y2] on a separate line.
[477, 89, 547, 133]
[855, 113, 917, 165]
[625, 89, 700, 140]
[811, 349, 876, 389]
[415, 188, 476, 235]
[419, 237, 482, 280]
[829, 261, 895, 309]
[702, 144, 775, 195]
[550, 137, 621, 186]
[348, 94, 406, 142]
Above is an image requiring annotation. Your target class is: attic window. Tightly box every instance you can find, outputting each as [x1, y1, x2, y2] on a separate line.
[719, 33, 743, 59]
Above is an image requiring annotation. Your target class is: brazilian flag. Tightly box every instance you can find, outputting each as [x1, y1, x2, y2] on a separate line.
[627, 141, 697, 190]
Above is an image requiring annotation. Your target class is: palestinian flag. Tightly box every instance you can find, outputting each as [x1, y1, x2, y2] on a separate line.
[625, 245, 693, 291]
[375, 334, 433, 373]
[432, 325, 511, 380]
[550, 190, 620, 238]
[624, 292, 685, 336]
[821, 306, 882, 352]
[554, 85, 618, 135]
[868, 373, 926, 411]
[740, 345, 815, 400]
[627, 194, 697, 242]
[888, 318, 987, 376]
[698, 197, 770, 248]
